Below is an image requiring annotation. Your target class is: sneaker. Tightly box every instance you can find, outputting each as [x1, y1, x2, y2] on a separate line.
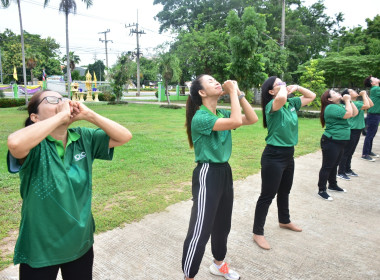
[370, 152, 380, 158]
[336, 173, 350, 180]
[318, 191, 333, 201]
[328, 185, 347, 192]
[346, 170, 358, 177]
[209, 262, 240, 280]
[361, 155, 376, 162]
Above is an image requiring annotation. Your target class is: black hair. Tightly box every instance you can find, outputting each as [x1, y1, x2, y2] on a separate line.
[185, 75, 205, 148]
[364, 76, 372, 88]
[260, 76, 277, 128]
[320, 90, 334, 128]
[341, 89, 350, 96]
[24, 90, 49, 127]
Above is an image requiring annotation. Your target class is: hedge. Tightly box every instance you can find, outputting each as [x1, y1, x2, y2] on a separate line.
[0, 98, 28, 108]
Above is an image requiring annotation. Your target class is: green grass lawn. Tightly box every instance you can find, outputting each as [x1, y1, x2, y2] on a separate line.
[0, 103, 324, 270]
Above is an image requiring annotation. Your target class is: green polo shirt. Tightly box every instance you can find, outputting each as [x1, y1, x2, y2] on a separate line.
[191, 105, 232, 163]
[368, 86, 380, 114]
[323, 104, 350, 140]
[348, 101, 365, 130]
[265, 97, 302, 147]
[7, 127, 113, 268]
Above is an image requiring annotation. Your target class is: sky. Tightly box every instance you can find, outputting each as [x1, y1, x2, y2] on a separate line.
[0, 0, 379, 69]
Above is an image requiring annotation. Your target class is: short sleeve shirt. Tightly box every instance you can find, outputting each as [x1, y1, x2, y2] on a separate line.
[323, 104, 350, 140]
[7, 127, 113, 268]
[348, 101, 365, 130]
[368, 86, 380, 114]
[191, 105, 232, 163]
[265, 97, 302, 147]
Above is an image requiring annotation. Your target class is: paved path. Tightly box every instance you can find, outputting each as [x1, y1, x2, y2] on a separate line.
[1, 135, 379, 280]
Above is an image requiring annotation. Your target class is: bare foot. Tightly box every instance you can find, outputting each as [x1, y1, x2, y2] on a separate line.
[253, 234, 271, 250]
[279, 222, 302, 232]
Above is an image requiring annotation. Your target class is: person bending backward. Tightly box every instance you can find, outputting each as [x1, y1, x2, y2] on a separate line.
[182, 75, 258, 280]
[252, 76, 316, 250]
[7, 90, 132, 280]
[337, 89, 373, 179]
[317, 90, 358, 201]
[362, 76, 380, 161]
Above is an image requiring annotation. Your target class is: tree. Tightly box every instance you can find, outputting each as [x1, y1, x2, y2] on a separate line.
[158, 52, 181, 105]
[25, 48, 42, 83]
[1, 0, 29, 104]
[109, 53, 134, 102]
[227, 7, 267, 96]
[44, 0, 93, 98]
[62, 51, 81, 72]
[298, 59, 326, 108]
[139, 56, 159, 85]
[87, 60, 105, 82]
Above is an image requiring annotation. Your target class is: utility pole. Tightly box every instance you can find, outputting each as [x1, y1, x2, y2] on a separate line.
[280, 0, 286, 80]
[98, 29, 113, 70]
[126, 10, 146, 97]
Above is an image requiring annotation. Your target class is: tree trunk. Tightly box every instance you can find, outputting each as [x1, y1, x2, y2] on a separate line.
[17, 0, 28, 104]
[165, 80, 170, 105]
[65, 12, 71, 99]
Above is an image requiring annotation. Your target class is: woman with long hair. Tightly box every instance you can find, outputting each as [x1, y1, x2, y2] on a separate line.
[317, 89, 358, 201]
[182, 75, 258, 280]
[337, 89, 373, 179]
[252, 76, 316, 250]
[7, 90, 132, 280]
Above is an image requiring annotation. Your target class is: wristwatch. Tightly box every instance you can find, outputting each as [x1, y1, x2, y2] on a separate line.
[238, 93, 245, 100]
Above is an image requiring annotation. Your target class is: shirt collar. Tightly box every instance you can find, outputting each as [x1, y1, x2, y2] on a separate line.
[46, 129, 80, 144]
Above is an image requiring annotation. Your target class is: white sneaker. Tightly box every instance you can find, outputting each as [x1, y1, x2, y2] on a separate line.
[209, 262, 240, 280]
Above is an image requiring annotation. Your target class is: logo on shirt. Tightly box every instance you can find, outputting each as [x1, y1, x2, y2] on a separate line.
[291, 107, 295, 112]
[74, 152, 86, 161]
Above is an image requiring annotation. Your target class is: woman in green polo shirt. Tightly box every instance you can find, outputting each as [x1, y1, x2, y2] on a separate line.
[317, 89, 358, 201]
[182, 75, 258, 280]
[7, 90, 132, 280]
[252, 76, 316, 250]
[337, 89, 373, 179]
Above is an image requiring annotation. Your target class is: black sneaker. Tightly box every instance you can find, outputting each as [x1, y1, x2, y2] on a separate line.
[346, 170, 358, 177]
[336, 173, 350, 180]
[318, 191, 333, 201]
[328, 185, 347, 192]
[370, 152, 380, 158]
[361, 155, 376, 162]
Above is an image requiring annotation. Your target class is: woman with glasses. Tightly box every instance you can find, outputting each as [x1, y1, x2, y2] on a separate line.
[317, 89, 358, 201]
[252, 76, 315, 250]
[7, 90, 132, 280]
[182, 75, 258, 280]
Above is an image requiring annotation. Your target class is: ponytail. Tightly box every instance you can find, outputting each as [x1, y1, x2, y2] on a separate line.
[185, 75, 205, 148]
[320, 90, 334, 128]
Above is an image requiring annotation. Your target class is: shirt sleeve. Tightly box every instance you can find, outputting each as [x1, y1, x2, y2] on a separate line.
[288, 97, 302, 111]
[192, 110, 219, 136]
[325, 104, 346, 119]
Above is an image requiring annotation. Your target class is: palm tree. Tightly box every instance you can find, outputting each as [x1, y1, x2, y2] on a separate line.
[26, 49, 42, 84]
[43, 0, 93, 98]
[158, 52, 181, 105]
[1, 0, 28, 104]
[62, 51, 81, 72]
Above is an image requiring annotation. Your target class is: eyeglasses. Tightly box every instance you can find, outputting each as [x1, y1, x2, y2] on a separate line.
[274, 81, 286, 88]
[38, 96, 67, 106]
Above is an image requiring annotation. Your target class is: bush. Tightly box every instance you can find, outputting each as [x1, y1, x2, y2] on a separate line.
[107, 101, 129, 105]
[159, 104, 182, 109]
[0, 98, 27, 108]
[17, 105, 28, 111]
[0, 90, 5, 98]
[97, 92, 116, 102]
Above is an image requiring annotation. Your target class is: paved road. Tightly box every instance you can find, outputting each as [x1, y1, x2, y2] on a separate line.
[1, 134, 379, 280]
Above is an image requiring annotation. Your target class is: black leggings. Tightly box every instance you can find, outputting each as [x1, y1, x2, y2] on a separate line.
[318, 135, 348, 191]
[182, 162, 233, 279]
[253, 145, 295, 236]
[338, 129, 362, 174]
[19, 246, 93, 280]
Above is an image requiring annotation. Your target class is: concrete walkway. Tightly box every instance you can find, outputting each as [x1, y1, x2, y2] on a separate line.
[1, 135, 379, 280]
